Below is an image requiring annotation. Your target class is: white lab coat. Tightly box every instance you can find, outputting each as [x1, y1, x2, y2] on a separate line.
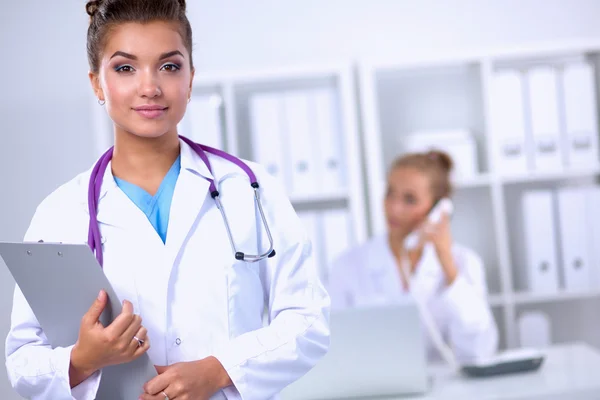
[328, 234, 497, 363]
[5, 139, 330, 400]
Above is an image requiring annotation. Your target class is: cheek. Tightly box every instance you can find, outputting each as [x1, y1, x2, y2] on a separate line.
[164, 79, 190, 117]
[411, 208, 430, 223]
[103, 76, 133, 107]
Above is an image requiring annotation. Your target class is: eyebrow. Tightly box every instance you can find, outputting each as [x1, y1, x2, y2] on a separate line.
[109, 50, 185, 61]
[158, 50, 184, 60]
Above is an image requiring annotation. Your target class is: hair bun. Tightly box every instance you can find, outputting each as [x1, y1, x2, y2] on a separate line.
[86, 0, 102, 17]
[426, 150, 454, 173]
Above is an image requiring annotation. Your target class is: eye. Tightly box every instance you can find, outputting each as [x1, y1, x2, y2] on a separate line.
[404, 194, 417, 205]
[161, 63, 181, 72]
[115, 65, 134, 73]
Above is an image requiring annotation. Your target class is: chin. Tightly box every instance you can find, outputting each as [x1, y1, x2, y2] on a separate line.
[122, 123, 175, 139]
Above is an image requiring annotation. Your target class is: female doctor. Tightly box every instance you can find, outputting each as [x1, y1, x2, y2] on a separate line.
[328, 151, 497, 363]
[4, 1, 329, 399]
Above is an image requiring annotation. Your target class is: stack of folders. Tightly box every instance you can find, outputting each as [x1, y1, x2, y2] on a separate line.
[297, 209, 354, 285]
[402, 129, 479, 180]
[248, 88, 347, 198]
[521, 187, 600, 294]
[490, 61, 599, 174]
[178, 93, 224, 150]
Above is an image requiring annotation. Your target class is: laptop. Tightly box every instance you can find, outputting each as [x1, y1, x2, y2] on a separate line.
[281, 299, 429, 400]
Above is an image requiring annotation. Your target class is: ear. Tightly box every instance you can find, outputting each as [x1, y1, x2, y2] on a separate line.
[89, 71, 105, 102]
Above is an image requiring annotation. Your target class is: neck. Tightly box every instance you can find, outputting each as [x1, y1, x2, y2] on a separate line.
[110, 131, 180, 195]
[388, 231, 423, 273]
[387, 231, 407, 260]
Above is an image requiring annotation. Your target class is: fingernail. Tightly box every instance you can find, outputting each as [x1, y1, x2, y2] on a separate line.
[97, 290, 103, 300]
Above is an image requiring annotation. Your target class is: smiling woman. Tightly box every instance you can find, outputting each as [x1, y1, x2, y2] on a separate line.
[4, 1, 331, 399]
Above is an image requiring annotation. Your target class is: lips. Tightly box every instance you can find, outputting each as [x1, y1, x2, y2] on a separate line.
[133, 105, 168, 119]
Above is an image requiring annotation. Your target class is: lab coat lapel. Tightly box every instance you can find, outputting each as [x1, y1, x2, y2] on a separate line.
[368, 235, 405, 300]
[93, 161, 150, 233]
[164, 168, 211, 266]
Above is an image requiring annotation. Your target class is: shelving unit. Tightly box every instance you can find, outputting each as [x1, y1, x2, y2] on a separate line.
[358, 39, 600, 350]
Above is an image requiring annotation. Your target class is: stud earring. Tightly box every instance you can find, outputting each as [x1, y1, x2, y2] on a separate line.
[98, 99, 105, 106]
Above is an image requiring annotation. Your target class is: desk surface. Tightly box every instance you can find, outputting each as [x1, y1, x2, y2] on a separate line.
[380, 342, 600, 400]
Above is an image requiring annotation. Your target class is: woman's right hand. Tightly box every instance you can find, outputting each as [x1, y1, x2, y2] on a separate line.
[70, 290, 150, 381]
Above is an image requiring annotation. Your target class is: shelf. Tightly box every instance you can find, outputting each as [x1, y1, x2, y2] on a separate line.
[513, 290, 600, 305]
[500, 167, 600, 185]
[488, 294, 505, 307]
[454, 173, 492, 189]
[289, 190, 349, 206]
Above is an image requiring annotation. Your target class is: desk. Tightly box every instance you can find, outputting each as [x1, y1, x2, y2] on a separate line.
[379, 342, 600, 400]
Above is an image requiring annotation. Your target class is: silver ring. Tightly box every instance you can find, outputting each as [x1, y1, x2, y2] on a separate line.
[162, 391, 169, 400]
[132, 335, 144, 347]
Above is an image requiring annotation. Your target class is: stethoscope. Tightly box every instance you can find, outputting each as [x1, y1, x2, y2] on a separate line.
[87, 135, 276, 267]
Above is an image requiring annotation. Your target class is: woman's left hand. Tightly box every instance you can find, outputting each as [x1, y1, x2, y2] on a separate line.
[421, 213, 458, 285]
[140, 356, 232, 400]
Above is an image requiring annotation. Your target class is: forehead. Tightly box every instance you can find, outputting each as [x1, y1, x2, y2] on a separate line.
[103, 21, 188, 59]
[388, 167, 430, 192]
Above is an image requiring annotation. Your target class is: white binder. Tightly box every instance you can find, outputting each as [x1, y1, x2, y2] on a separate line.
[249, 92, 289, 191]
[585, 187, 600, 289]
[187, 94, 224, 150]
[561, 62, 599, 168]
[312, 88, 346, 192]
[489, 70, 529, 174]
[297, 211, 325, 283]
[284, 90, 319, 197]
[521, 190, 560, 293]
[322, 209, 353, 282]
[556, 188, 592, 291]
[526, 67, 563, 171]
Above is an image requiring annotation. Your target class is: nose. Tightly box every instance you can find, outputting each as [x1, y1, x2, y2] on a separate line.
[388, 199, 406, 215]
[137, 69, 162, 98]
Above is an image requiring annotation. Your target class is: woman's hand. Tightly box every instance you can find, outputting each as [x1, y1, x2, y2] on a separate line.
[140, 357, 232, 400]
[69, 290, 150, 386]
[420, 213, 458, 285]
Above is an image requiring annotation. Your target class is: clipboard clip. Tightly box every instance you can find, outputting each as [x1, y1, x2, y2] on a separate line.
[36, 240, 64, 244]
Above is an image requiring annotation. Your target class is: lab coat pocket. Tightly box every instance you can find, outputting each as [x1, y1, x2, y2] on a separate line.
[225, 260, 265, 338]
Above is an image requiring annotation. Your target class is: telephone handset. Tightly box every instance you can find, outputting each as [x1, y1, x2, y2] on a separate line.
[398, 196, 459, 370]
[404, 197, 454, 250]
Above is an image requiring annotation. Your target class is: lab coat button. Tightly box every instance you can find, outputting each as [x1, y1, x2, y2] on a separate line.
[175, 338, 182, 345]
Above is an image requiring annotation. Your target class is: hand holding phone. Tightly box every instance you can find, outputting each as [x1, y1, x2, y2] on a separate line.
[404, 198, 454, 250]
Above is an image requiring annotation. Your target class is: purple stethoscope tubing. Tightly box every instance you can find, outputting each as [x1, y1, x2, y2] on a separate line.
[87, 135, 276, 267]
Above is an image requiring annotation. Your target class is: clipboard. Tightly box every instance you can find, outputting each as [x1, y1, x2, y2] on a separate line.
[0, 241, 157, 399]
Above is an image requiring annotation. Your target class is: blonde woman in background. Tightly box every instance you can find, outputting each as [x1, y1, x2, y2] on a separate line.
[328, 150, 498, 363]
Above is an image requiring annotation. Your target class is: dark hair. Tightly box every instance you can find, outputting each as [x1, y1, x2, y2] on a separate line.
[389, 150, 454, 202]
[85, 0, 193, 73]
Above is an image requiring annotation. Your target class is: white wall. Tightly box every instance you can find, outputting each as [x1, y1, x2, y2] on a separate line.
[1, 0, 600, 397]
[187, 0, 600, 72]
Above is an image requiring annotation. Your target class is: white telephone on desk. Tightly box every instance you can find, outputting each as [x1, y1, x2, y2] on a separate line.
[404, 197, 454, 250]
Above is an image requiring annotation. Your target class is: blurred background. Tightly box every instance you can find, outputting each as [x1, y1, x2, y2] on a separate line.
[3, 0, 600, 398]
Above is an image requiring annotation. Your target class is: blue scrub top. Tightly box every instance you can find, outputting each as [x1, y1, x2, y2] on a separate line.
[114, 156, 181, 243]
